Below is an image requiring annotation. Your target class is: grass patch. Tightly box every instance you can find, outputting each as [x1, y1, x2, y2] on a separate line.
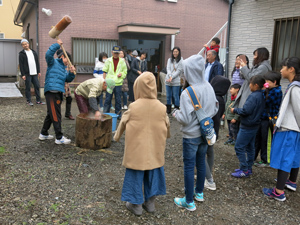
[0, 146, 6, 155]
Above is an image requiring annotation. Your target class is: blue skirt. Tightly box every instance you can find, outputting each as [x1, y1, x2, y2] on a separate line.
[121, 166, 166, 204]
[270, 130, 300, 172]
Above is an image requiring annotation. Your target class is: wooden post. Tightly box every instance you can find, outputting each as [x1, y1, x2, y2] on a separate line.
[75, 113, 112, 150]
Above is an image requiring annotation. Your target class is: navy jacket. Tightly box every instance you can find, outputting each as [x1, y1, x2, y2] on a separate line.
[234, 90, 265, 128]
[205, 60, 224, 82]
[44, 43, 75, 93]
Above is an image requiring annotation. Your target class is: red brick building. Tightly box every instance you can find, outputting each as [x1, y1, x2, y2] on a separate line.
[14, 0, 228, 87]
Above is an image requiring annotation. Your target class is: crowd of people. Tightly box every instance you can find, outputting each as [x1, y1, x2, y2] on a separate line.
[19, 37, 300, 215]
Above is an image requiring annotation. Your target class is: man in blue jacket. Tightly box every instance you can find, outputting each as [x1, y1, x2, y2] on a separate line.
[39, 39, 76, 145]
[204, 50, 224, 82]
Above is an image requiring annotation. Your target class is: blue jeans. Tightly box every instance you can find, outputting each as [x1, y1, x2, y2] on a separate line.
[166, 85, 180, 106]
[122, 91, 128, 106]
[182, 137, 208, 203]
[121, 167, 166, 204]
[104, 85, 122, 116]
[235, 126, 259, 171]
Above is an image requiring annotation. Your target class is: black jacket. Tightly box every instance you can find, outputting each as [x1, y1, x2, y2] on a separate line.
[127, 57, 147, 83]
[19, 49, 40, 76]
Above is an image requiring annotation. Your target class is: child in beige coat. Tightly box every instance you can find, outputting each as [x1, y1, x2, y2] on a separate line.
[114, 72, 170, 216]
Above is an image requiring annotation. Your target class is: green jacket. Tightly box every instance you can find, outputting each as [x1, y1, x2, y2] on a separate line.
[224, 96, 240, 121]
[103, 57, 127, 86]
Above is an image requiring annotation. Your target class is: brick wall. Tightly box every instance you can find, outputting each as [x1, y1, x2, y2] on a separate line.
[229, 0, 300, 76]
[36, 0, 228, 84]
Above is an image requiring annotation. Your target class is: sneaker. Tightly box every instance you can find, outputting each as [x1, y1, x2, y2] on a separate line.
[255, 161, 269, 167]
[263, 188, 286, 201]
[65, 115, 75, 120]
[229, 140, 236, 146]
[274, 179, 297, 191]
[36, 101, 46, 105]
[27, 102, 34, 106]
[224, 139, 233, 145]
[174, 197, 196, 211]
[111, 106, 115, 111]
[55, 136, 71, 145]
[39, 134, 54, 140]
[172, 104, 175, 109]
[100, 107, 104, 111]
[231, 170, 249, 178]
[123, 105, 128, 110]
[235, 168, 252, 175]
[204, 179, 216, 191]
[194, 189, 204, 202]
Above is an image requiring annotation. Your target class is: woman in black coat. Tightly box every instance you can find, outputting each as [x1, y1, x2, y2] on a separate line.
[127, 52, 147, 102]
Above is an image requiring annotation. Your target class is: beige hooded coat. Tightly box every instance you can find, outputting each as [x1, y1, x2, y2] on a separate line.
[114, 72, 170, 170]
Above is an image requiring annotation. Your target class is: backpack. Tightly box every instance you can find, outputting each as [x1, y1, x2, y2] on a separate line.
[186, 86, 216, 145]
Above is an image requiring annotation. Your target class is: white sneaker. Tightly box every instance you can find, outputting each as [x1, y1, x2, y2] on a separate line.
[204, 179, 216, 191]
[55, 136, 71, 145]
[39, 134, 54, 140]
[172, 104, 175, 109]
[123, 105, 128, 110]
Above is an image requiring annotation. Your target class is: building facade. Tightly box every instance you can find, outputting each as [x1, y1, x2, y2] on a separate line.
[14, 0, 229, 86]
[229, 0, 300, 74]
[0, 0, 22, 39]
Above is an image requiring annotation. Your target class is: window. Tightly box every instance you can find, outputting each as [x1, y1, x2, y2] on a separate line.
[0, 33, 4, 38]
[72, 37, 118, 73]
[271, 17, 300, 71]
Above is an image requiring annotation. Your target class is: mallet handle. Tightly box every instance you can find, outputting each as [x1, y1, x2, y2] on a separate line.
[56, 36, 76, 75]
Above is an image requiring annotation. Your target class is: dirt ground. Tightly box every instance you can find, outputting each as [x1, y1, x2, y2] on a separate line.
[0, 91, 300, 225]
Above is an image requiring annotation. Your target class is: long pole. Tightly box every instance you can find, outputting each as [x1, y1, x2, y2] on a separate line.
[225, 0, 234, 78]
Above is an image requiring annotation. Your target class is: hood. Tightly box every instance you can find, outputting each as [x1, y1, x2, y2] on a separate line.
[134, 72, 157, 100]
[183, 54, 205, 85]
[210, 75, 231, 96]
[258, 60, 272, 71]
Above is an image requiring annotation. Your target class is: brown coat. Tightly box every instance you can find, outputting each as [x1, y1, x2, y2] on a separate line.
[114, 72, 170, 170]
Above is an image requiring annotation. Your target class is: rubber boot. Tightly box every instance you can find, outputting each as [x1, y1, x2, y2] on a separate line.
[142, 196, 156, 213]
[166, 104, 172, 114]
[125, 202, 142, 216]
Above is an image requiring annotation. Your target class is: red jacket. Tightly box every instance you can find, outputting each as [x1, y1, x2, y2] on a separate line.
[205, 45, 220, 53]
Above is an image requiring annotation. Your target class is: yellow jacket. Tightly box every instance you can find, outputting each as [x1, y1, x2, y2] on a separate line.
[103, 57, 127, 86]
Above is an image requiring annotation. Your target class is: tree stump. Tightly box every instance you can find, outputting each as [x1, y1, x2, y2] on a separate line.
[75, 113, 112, 150]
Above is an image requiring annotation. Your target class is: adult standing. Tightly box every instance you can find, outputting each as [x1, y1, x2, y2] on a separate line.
[103, 46, 127, 117]
[165, 47, 183, 114]
[19, 39, 45, 106]
[127, 52, 147, 102]
[204, 50, 224, 83]
[234, 47, 272, 108]
[120, 49, 130, 109]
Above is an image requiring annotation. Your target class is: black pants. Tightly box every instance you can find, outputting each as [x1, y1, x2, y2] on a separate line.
[41, 92, 63, 139]
[255, 119, 269, 163]
[25, 75, 41, 103]
[65, 96, 72, 117]
[128, 81, 135, 102]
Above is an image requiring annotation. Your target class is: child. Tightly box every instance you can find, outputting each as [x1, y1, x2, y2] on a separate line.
[223, 84, 241, 145]
[173, 54, 218, 211]
[39, 39, 76, 144]
[93, 52, 108, 110]
[254, 71, 282, 167]
[114, 72, 170, 216]
[230, 75, 266, 178]
[263, 57, 300, 201]
[204, 37, 220, 57]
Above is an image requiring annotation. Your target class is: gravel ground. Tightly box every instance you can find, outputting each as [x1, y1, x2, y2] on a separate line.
[0, 91, 300, 225]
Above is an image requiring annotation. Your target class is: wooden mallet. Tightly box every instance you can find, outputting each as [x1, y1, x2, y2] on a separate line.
[49, 15, 76, 74]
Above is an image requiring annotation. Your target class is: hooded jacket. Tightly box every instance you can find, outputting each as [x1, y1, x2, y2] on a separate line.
[114, 72, 170, 170]
[174, 55, 219, 138]
[234, 60, 271, 108]
[210, 75, 231, 138]
[44, 43, 75, 93]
